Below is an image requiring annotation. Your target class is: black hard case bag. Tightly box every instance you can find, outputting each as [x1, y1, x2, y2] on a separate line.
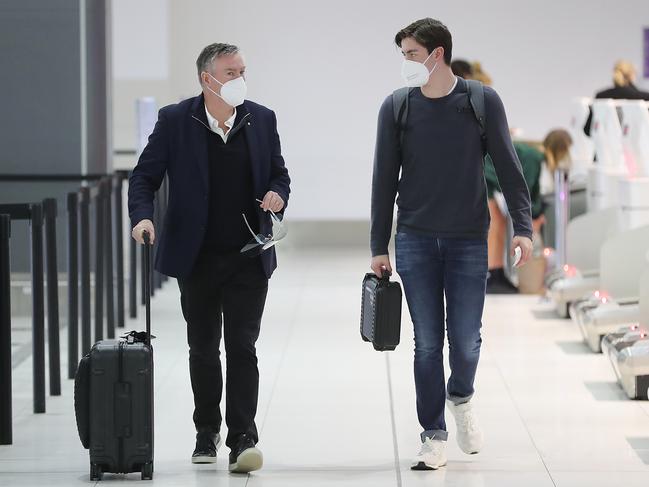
[74, 233, 154, 481]
[360, 271, 402, 351]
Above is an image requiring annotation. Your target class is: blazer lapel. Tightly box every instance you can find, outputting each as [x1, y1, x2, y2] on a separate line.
[243, 103, 263, 198]
[189, 95, 209, 192]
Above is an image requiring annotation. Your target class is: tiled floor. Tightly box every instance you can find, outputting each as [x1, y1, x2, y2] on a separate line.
[2, 247, 649, 486]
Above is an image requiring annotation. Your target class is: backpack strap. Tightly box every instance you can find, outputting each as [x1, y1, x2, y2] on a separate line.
[392, 87, 411, 148]
[393, 82, 487, 155]
[465, 79, 487, 156]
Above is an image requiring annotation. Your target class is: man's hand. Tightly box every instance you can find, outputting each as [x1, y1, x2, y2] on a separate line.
[371, 254, 393, 278]
[512, 236, 533, 267]
[260, 191, 284, 213]
[132, 219, 155, 245]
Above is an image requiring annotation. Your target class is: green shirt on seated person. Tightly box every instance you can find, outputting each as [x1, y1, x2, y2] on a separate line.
[484, 141, 544, 219]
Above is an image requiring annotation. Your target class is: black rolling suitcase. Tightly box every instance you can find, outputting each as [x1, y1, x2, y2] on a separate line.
[360, 271, 402, 351]
[74, 233, 154, 481]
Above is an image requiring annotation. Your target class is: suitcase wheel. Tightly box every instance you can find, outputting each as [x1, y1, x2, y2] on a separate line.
[90, 463, 103, 481]
[141, 462, 154, 480]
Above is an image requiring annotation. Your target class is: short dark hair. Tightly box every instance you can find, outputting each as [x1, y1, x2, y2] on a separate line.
[395, 18, 452, 65]
[196, 43, 239, 82]
[451, 59, 473, 78]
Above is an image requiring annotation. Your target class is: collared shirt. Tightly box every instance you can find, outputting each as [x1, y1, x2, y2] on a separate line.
[204, 105, 237, 143]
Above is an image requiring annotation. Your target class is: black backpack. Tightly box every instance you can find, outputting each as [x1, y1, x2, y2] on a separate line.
[392, 79, 487, 155]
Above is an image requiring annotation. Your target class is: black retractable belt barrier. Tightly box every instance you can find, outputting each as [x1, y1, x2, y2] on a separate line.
[30, 204, 46, 413]
[0, 203, 46, 413]
[114, 176, 125, 328]
[67, 192, 79, 378]
[79, 188, 91, 355]
[93, 182, 104, 343]
[0, 171, 163, 433]
[42, 198, 61, 396]
[0, 214, 12, 444]
[104, 179, 115, 340]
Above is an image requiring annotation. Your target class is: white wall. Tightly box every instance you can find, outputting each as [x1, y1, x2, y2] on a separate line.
[114, 0, 649, 219]
[112, 0, 170, 161]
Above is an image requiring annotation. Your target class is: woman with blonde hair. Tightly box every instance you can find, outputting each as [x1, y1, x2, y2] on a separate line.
[612, 61, 637, 87]
[584, 60, 649, 134]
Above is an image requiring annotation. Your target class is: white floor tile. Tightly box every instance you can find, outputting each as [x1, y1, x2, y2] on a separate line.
[552, 471, 649, 487]
[2, 247, 649, 486]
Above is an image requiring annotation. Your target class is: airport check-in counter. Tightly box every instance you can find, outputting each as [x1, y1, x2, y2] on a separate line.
[587, 99, 627, 211]
[549, 98, 649, 318]
[617, 100, 649, 230]
[547, 208, 619, 317]
[573, 226, 649, 351]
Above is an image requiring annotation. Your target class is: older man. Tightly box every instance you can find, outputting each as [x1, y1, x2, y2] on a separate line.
[128, 42, 290, 473]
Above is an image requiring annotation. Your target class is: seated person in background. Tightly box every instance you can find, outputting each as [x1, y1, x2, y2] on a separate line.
[584, 60, 649, 135]
[483, 145, 544, 294]
[451, 59, 545, 294]
[451, 60, 542, 294]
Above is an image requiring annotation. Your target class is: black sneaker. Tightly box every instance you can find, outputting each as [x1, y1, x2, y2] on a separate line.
[228, 434, 263, 473]
[191, 430, 222, 464]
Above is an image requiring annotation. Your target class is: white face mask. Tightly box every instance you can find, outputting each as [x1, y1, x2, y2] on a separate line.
[204, 72, 247, 107]
[401, 50, 438, 87]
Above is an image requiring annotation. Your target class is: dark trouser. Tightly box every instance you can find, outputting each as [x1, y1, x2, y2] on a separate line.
[178, 251, 269, 448]
[395, 232, 488, 442]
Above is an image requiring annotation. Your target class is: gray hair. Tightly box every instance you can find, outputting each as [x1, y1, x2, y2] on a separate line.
[196, 43, 239, 83]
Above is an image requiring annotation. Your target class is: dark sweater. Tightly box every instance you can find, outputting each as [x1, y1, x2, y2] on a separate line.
[370, 77, 532, 257]
[203, 112, 258, 254]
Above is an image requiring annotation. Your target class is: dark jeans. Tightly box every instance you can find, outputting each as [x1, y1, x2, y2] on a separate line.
[177, 251, 269, 448]
[395, 232, 488, 442]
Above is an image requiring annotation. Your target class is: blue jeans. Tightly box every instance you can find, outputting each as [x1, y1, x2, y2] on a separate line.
[395, 232, 488, 442]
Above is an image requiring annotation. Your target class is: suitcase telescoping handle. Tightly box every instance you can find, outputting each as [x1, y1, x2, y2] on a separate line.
[142, 230, 152, 347]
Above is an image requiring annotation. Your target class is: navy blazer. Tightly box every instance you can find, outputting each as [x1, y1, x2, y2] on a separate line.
[128, 94, 291, 279]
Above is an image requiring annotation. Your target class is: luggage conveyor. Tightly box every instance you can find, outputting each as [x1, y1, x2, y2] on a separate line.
[602, 264, 649, 399]
[546, 208, 619, 317]
[572, 226, 649, 351]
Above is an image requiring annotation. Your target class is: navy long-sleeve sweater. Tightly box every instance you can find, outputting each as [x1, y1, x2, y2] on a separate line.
[370, 77, 532, 256]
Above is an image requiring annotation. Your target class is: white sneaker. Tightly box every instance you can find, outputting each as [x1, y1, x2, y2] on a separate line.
[447, 399, 484, 454]
[411, 437, 447, 470]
